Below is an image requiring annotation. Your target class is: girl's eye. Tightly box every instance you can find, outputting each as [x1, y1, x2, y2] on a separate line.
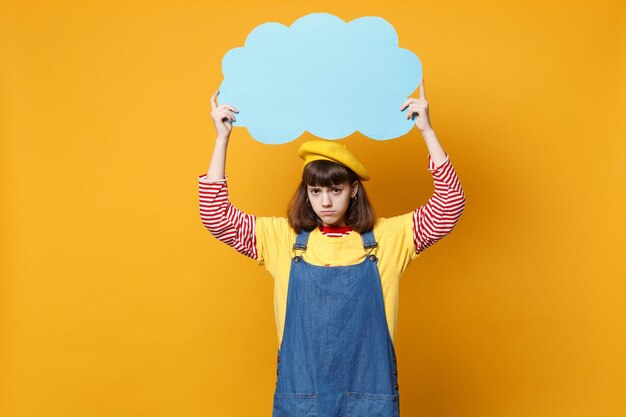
[332, 188, 341, 193]
[310, 189, 320, 194]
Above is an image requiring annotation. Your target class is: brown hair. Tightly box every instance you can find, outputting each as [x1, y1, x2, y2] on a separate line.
[287, 160, 376, 233]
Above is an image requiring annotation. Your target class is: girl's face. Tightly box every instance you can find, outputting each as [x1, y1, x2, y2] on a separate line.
[307, 180, 358, 227]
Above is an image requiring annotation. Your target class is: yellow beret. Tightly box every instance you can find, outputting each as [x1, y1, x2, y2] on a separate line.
[297, 140, 370, 181]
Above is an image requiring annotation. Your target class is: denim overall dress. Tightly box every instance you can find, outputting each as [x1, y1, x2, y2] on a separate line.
[273, 228, 400, 417]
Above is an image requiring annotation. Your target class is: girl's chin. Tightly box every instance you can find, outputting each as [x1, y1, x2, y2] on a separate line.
[317, 212, 347, 227]
[321, 219, 346, 227]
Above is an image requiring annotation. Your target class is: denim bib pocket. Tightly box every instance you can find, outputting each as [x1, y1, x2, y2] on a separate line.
[273, 392, 318, 417]
[345, 391, 399, 417]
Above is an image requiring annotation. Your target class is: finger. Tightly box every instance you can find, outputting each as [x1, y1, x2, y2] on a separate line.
[221, 110, 235, 123]
[404, 104, 412, 119]
[214, 109, 233, 122]
[210, 89, 219, 110]
[217, 104, 239, 113]
[406, 105, 424, 119]
[407, 106, 423, 119]
[406, 105, 415, 119]
[419, 78, 426, 100]
[409, 102, 428, 112]
[400, 98, 416, 110]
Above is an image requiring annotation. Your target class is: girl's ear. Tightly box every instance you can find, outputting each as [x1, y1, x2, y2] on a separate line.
[351, 181, 359, 195]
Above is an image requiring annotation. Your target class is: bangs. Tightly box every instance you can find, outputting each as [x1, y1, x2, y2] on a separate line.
[303, 160, 354, 187]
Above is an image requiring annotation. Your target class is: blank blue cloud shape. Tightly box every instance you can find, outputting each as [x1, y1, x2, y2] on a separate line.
[218, 12, 422, 144]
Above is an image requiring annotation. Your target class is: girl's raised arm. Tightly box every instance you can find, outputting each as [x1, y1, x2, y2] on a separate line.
[401, 79, 466, 254]
[198, 89, 258, 259]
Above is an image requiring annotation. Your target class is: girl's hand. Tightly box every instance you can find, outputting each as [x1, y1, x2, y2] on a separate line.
[400, 78, 433, 133]
[210, 89, 239, 139]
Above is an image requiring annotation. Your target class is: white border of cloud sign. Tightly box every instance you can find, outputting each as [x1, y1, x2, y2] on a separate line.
[218, 12, 423, 144]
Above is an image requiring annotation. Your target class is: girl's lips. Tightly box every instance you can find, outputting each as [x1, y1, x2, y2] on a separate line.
[321, 211, 335, 215]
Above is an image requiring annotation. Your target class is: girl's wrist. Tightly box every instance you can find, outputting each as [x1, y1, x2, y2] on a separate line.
[216, 135, 230, 144]
[420, 128, 436, 138]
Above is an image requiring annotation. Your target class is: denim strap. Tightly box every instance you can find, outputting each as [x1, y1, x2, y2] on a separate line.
[360, 229, 378, 249]
[292, 229, 311, 251]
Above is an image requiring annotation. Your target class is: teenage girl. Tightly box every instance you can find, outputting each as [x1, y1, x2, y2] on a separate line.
[199, 79, 465, 417]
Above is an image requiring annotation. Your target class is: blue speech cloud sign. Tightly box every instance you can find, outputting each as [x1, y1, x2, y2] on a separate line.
[217, 12, 422, 144]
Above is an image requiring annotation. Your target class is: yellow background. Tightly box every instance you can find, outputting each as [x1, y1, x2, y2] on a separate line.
[1, 1, 625, 416]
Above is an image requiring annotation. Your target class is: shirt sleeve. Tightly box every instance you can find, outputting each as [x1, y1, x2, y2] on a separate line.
[198, 174, 258, 259]
[412, 153, 466, 254]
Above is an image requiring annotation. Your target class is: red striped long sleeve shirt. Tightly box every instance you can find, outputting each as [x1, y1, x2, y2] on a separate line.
[198, 153, 465, 257]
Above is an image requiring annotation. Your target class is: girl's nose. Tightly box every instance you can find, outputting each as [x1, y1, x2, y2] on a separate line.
[322, 192, 332, 206]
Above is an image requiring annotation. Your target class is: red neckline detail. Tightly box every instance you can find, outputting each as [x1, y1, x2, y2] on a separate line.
[319, 225, 353, 234]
